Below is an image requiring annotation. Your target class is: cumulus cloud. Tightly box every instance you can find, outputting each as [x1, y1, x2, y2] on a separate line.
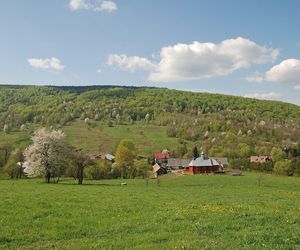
[243, 92, 281, 100]
[149, 37, 279, 82]
[107, 37, 279, 82]
[265, 59, 300, 85]
[27, 57, 65, 71]
[69, 0, 117, 12]
[107, 54, 156, 72]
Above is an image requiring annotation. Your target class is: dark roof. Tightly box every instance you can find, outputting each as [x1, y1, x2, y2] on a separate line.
[167, 158, 190, 168]
[213, 157, 228, 165]
[189, 152, 220, 167]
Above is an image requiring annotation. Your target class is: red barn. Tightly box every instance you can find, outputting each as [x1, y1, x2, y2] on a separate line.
[188, 152, 221, 174]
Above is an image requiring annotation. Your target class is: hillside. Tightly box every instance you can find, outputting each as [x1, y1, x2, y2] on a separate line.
[1, 85, 300, 159]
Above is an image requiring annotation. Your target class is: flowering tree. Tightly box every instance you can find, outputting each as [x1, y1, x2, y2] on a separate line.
[24, 128, 68, 183]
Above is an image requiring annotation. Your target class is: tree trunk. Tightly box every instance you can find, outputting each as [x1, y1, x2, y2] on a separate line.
[46, 172, 51, 183]
[78, 167, 83, 185]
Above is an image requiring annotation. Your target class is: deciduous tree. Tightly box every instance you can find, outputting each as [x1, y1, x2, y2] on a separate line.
[24, 128, 68, 183]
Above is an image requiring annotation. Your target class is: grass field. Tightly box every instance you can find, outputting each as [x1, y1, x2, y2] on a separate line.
[0, 173, 299, 249]
[63, 120, 178, 155]
[0, 120, 179, 157]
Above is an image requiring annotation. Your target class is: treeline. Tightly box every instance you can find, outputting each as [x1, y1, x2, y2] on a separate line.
[1, 128, 151, 183]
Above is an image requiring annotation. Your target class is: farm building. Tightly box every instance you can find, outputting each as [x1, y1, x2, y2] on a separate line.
[167, 158, 190, 170]
[154, 153, 170, 164]
[152, 163, 167, 178]
[250, 156, 271, 163]
[188, 152, 221, 174]
[213, 157, 228, 168]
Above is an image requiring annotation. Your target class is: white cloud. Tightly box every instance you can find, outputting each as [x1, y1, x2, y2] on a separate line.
[265, 59, 300, 85]
[95, 1, 117, 12]
[107, 54, 156, 72]
[244, 71, 264, 83]
[69, 0, 90, 10]
[243, 92, 281, 100]
[28, 57, 65, 71]
[148, 37, 279, 82]
[69, 0, 117, 12]
[106, 37, 279, 82]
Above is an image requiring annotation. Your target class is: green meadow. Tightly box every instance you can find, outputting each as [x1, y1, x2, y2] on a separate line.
[63, 120, 179, 155]
[0, 173, 299, 249]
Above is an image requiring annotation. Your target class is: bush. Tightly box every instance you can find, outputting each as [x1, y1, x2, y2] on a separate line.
[229, 159, 250, 170]
[274, 160, 292, 176]
[85, 161, 113, 180]
[290, 160, 300, 176]
[4, 159, 22, 179]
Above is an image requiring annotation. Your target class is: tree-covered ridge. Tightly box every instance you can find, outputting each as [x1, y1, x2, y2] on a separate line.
[1, 85, 300, 155]
[1, 85, 299, 127]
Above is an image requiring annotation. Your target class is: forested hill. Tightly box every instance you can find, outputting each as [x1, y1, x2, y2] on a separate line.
[1, 85, 300, 159]
[0, 85, 299, 122]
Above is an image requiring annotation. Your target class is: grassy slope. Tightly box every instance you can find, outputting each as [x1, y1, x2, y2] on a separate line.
[0, 120, 178, 156]
[63, 120, 178, 156]
[0, 173, 299, 249]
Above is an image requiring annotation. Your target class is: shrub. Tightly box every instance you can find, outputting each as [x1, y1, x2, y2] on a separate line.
[274, 160, 292, 176]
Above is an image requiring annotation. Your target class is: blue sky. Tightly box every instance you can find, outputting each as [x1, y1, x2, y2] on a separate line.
[1, 0, 300, 104]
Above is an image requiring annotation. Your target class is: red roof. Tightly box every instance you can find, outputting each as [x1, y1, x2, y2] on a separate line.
[154, 153, 170, 159]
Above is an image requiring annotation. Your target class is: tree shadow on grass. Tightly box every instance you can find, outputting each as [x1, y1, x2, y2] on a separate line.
[58, 182, 122, 187]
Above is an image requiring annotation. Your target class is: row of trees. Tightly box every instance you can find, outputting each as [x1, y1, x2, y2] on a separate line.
[4, 128, 151, 184]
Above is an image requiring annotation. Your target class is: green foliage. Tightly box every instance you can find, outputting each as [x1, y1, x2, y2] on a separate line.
[134, 160, 151, 179]
[4, 159, 20, 179]
[271, 147, 286, 162]
[237, 143, 252, 158]
[274, 160, 292, 176]
[115, 140, 136, 178]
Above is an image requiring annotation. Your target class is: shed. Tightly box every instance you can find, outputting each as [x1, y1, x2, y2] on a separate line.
[152, 163, 167, 178]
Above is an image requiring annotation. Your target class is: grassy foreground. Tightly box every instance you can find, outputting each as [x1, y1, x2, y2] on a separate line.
[0, 173, 299, 249]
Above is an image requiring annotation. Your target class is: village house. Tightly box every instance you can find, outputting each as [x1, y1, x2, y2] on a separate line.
[250, 156, 271, 163]
[154, 153, 170, 164]
[188, 152, 221, 174]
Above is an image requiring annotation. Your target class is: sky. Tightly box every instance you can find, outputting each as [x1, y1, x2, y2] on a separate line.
[1, 0, 300, 105]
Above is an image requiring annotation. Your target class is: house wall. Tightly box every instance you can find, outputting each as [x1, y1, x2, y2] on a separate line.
[188, 165, 219, 174]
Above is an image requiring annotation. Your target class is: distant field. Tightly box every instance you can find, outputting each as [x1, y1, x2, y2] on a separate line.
[0, 120, 179, 156]
[0, 173, 299, 249]
[63, 120, 179, 155]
